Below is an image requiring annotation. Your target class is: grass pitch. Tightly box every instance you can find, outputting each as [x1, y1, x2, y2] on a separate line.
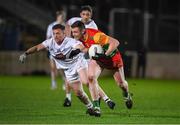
[0, 76, 180, 124]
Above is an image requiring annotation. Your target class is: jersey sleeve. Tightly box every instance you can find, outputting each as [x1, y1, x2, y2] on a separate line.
[93, 32, 109, 46]
[91, 21, 98, 29]
[42, 39, 50, 48]
[72, 39, 83, 48]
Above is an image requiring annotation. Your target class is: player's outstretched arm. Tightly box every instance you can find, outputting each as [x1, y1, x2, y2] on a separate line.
[68, 43, 88, 58]
[19, 43, 46, 63]
[66, 44, 82, 59]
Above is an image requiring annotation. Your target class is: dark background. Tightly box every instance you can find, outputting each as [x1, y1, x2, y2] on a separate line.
[0, 0, 179, 52]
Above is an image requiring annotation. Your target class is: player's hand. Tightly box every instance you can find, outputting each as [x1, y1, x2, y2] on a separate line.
[69, 49, 81, 58]
[19, 53, 27, 63]
[54, 53, 66, 60]
[92, 53, 110, 60]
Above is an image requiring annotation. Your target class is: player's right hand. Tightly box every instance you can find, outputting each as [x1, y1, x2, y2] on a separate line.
[54, 53, 66, 60]
[19, 53, 27, 63]
[69, 49, 81, 58]
[92, 53, 111, 60]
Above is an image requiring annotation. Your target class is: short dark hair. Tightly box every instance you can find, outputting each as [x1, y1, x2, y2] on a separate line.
[52, 24, 65, 30]
[56, 10, 65, 16]
[71, 21, 85, 30]
[80, 5, 92, 13]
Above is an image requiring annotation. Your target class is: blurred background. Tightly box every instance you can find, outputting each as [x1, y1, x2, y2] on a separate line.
[0, 0, 179, 79]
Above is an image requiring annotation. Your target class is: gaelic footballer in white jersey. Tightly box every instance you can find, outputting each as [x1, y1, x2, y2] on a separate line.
[67, 17, 98, 29]
[42, 37, 87, 83]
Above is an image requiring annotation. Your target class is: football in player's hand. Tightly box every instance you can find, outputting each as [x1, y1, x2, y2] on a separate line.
[88, 44, 104, 59]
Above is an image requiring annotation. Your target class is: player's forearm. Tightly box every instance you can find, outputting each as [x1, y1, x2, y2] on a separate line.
[79, 46, 88, 53]
[74, 44, 88, 53]
[25, 46, 39, 55]
[82, 48, 88, 53]
[19, 44, 45, 63]
[105, 37, 119, 56]
[25, 44, 45, 55]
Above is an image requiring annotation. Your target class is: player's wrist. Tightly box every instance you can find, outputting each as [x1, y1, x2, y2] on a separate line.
[105, 51, 110, 56]
[24, 52, 28, 55]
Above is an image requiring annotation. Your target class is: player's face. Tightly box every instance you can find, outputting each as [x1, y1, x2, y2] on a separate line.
[71, 27, 83, 40]
[80, 10, 92, 23]
[53, 29, 65, 44]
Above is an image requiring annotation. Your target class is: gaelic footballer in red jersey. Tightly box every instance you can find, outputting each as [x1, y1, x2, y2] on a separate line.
[71, 21, 133, 110]
[72, 25, 123, 69]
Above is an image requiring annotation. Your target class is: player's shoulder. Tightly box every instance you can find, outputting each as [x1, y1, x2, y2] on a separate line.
[42, 37, 54, 47]
[89, 19, 96, 24]
[65, 37, 81, 44]
[65, 36, 75, 40]
[64, 37, 76, 43]
[44, 37, 54, 43]
[91, 20, 98, 26]
[85, 19, 98, 29]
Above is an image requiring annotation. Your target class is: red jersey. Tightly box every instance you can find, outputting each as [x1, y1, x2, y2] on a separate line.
[80, 28, 123, 70]
[80, 28, 109, 48]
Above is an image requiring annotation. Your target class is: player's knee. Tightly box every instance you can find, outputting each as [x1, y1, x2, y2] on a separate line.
[88, 75, 95, 83]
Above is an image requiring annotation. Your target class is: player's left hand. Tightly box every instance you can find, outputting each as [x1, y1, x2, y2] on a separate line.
[54, 53, 66, 60]
[19, 53, 27, 63]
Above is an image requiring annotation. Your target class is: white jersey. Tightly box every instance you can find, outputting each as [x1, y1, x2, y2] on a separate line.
[42, 37, 83, 70]
[46, 21, 65, 39]
[67, 17, 98, 29]
[42, 37, 88, 82]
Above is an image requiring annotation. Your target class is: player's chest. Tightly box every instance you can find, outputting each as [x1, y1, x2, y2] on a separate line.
[83, 36, 95, 48]
[51, 42, 71, 54]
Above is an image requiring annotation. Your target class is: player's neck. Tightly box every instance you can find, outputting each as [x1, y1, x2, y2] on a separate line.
[56, 37, 65, 45]
[81, 19, 91, 24]
[56, 20, 64, 24]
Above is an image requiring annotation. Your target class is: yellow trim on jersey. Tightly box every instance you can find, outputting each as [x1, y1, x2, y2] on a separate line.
[93, 32, 109, 46]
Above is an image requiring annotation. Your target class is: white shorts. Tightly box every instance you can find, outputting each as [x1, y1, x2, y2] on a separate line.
[64, 57, 88, 83]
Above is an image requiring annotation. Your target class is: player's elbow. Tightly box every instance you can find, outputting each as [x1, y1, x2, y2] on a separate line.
[115, 39, 119, 47]
[109, 37, 119, 48]
[111, 39, 119, 48]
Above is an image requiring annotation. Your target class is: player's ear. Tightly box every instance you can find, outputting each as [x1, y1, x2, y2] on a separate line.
[80, 12, 82, 17]
[82, 29, 86, 34]
[63, 30, 66, 35]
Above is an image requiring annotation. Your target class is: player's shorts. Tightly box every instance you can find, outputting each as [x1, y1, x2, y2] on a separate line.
[96, 51, 123, 70]
[64, 57, 88, 83]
